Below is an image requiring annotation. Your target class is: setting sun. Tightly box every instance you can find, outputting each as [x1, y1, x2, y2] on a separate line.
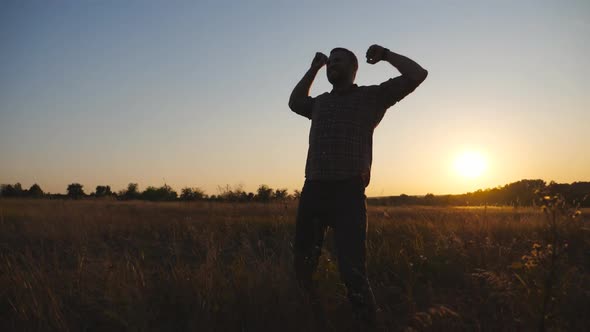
[454, 151, 487, 179]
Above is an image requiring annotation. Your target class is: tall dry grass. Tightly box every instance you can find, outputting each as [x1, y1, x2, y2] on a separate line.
[0, 199, 588, 331]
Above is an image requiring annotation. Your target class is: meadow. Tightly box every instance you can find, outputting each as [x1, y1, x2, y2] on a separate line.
[1, 199, 588, 331]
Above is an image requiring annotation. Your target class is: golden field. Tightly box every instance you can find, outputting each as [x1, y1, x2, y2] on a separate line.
[1, 199, 588, 331]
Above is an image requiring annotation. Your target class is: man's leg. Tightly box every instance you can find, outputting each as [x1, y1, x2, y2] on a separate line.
[294, 183, 328, 328]
[294, 183, 327, 295]
[294, 218, 326, 295]
[333, 189, 377, 327]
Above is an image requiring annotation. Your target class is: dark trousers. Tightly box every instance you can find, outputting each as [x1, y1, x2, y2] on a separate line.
[294, 177, 377, 325]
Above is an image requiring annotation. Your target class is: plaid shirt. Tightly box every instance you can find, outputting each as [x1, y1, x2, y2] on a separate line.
[291, 75, 419, 187]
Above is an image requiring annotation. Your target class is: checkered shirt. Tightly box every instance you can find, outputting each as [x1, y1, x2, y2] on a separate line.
[290, 75, 419, 186]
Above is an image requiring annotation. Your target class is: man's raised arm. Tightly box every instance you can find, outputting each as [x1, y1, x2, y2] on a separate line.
[288, 52, 328, 119]
[366, 44, 428, 110]
[367, 44, 428, 85]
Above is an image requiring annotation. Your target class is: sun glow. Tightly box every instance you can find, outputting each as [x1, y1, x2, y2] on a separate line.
[454, 151, 487, 178]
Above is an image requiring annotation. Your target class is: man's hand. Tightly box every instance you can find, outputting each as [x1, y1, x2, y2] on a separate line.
[366, 44, 388, 64]
[310, 52, 328, 71]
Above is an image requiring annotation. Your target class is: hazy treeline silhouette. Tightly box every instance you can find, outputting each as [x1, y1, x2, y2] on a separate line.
[369, 179, 590, 207]
[0, 182, 298, 202]
[1, 179, 588, 206]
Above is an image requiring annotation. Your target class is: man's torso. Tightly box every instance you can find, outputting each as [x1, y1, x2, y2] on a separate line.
[305, 85, 382, 186]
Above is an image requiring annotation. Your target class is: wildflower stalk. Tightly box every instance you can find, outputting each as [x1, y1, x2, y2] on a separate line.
[538, 207, 558, 332]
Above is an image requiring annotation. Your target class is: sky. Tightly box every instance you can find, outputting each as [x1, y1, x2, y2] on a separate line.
[1, 0, 589, 196]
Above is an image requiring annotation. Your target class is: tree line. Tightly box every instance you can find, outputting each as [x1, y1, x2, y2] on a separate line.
[0, 182, 300, 202]
[368, 179, 590, 207]
[1, 179, 588, 206]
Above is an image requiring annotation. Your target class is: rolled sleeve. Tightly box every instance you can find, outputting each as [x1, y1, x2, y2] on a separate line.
[377, 75, 419, 110]
[290, 96, 315, 119]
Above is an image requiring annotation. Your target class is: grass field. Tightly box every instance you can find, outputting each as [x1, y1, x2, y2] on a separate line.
[1, 199, 589, 331]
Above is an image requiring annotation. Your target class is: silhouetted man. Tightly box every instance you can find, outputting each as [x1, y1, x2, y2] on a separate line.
[289, 45, 427, 328]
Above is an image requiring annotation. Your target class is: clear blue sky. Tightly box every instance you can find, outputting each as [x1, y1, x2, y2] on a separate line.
[1, 1, 589, 196]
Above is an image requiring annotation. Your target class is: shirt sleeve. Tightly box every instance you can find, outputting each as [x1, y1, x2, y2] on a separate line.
[372, 75, 420, 126]
[377, 75, 419, 110]
[289, 96, 315, 120]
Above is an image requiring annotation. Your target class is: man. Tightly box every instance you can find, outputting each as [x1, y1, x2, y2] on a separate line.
[289, 44, 427, 327]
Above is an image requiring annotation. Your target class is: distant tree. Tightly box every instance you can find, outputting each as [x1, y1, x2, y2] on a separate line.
[424, 193, 435, 205]
[27, 183, 44, 198]
[442, 194, 452, 205]
[545, 180, 590, 207]
[256, 184, 273, 202]
[67, 183, 85, 199]
[158, 184, 177, 201]
[1, 183, 25, 197]
[399, 194, 410, 205]
[569, 182, 590, 207]
[293, 189, 302, 200]
[238, 191, 250, 202]
[141, 186, 159, 201]
[273, 188, 289, 200]
[95, 185, 112, 198]
[128, 183, 139, 197]
[217, 184, 248, 202]
[1, 184, 15, 197]
[180, 187, 206, 201]
[118, 183, 140, 200]
[141, 184, 177, 201]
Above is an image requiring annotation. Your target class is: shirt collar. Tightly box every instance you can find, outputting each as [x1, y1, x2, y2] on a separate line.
[330, 84, 358, 96]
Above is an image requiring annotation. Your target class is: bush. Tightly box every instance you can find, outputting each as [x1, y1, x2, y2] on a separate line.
[95, 185, 112, 198]
[118, 183, 140, 200]
[27, 184, 44, 198]
[256, 184, 273, 202]
[141, 184, 178, 201]
[67, 183, 85, 199]
[180, 187, 206, 201]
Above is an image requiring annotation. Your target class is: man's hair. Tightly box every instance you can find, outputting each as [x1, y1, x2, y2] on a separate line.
[330, 47, 358, 71]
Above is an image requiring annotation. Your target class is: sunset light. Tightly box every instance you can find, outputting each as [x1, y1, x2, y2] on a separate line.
[1, 2, 589, 331]
[454, 151, 487, 179]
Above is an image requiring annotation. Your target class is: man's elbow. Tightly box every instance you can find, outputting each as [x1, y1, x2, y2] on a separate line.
[288, 100, 297, 112]
[413, 68, 428, 85]
[420, 68, 428, 81]
[288, 100, 302, 116]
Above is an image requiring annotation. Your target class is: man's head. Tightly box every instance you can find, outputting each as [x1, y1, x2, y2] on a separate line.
[327, 48, 358, 86]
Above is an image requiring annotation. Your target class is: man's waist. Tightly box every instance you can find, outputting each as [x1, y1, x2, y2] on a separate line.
[305, 173, 369, 187]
